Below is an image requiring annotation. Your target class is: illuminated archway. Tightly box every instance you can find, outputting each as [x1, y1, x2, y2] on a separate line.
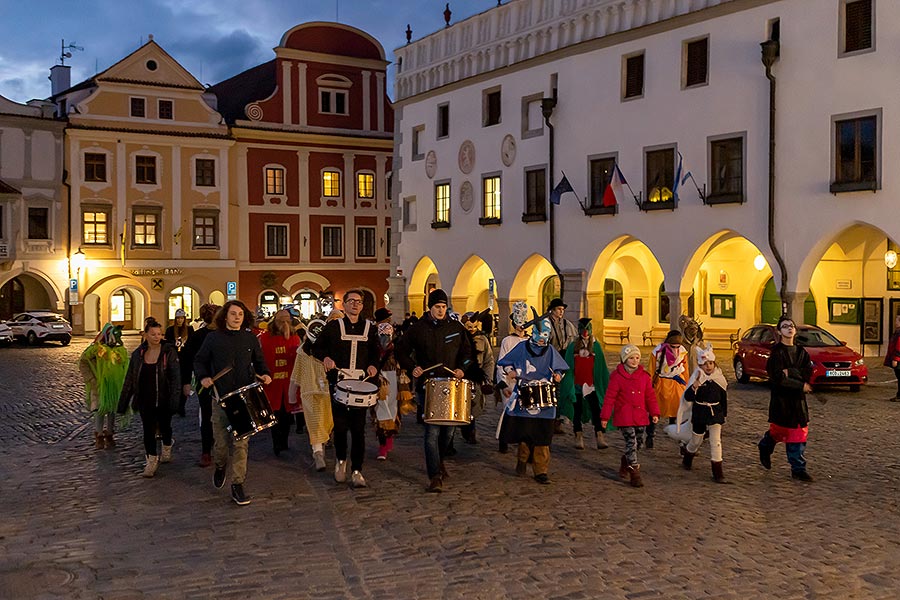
[509, 254, 556, 312]
[451, 255, 498, 313]
[408, 256, 439, 315]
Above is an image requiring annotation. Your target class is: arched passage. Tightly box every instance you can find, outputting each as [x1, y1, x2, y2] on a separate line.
[84, 276, 150, 333]
[509, 254, 556, 313]
[408, 256, 440, 315]
[0, 271, 62, 319]
[451, 255, 498, 314]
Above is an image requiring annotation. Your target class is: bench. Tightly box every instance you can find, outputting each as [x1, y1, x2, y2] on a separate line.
[641, 326, 670, 346]
[702, 327, 742, 349]
[602, 325, 631, 344]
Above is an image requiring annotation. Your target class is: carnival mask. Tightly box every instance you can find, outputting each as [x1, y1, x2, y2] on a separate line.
[531, 317, 552, 345]
[510, 301, 529, 329]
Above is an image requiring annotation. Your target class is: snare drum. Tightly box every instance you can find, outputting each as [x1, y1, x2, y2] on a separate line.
[517, 381, 557, 410]
[334, 379, 379, 408]
[217, 382, 277, 440]
[424, 378, 474, 426]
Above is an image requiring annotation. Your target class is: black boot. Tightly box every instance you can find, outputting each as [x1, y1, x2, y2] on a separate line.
[681, 446, 696, 470]
[711, 461, 728, 483]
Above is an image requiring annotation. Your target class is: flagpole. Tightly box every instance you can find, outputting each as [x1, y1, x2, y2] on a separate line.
[541, 96, 561, 288]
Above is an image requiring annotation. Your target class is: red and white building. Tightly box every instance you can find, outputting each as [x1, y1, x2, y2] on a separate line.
[210, 22, 394, 319]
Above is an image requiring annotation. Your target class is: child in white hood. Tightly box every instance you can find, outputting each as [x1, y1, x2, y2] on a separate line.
[678, 343, 729, 483]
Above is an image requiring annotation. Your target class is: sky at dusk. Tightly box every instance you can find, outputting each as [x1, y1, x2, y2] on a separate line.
[0, 0, 498, 103]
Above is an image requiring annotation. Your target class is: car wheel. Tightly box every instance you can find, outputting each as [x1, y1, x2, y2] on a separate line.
[849, 384, 861, 393]
[734, 358, 750, 384]
[60, 335, 71, 346]
[27, 331, 38, 346]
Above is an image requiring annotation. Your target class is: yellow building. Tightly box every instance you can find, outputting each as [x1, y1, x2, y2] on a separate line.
[57, 40, 234, 333]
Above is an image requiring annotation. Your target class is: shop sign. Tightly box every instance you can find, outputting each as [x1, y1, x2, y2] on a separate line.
[131, 268, 184, 276]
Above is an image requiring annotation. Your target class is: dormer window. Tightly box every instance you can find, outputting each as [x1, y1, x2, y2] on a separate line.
[316, 74, 351, 116]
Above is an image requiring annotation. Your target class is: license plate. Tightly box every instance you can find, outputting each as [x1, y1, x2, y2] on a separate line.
[51, 324, 64, 329]
[826, 369, 851, 377]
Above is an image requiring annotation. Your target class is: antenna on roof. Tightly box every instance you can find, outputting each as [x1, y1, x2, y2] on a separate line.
[59, 39, 84, 66]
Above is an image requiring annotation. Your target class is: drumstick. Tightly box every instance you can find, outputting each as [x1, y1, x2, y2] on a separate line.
[421, 363, 443, 373]
[441, 365, 458, 376]
[211, 366, 232, 383]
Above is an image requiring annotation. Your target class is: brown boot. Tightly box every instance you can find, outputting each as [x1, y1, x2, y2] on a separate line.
[711, 461, 728, 484]
[94, 432, 105, 450]
[618, 455, 629, 479]
[627, 464, 644, 487]
[104, 432, 116, 448]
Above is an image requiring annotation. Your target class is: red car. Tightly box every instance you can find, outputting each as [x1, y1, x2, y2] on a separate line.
[732, 324, 868, 391]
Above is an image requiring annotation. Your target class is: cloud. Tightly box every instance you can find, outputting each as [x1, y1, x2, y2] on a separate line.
[164, 29, 268, 85]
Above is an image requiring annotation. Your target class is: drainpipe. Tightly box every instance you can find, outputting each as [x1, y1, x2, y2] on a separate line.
[541, 95, 560, 291]
[760, 39, 788, 316]
[63, 167, 73, 325]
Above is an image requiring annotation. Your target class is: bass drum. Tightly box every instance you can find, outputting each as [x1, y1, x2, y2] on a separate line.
[217, 382, 277, 441]
[424, 378, 474, 426]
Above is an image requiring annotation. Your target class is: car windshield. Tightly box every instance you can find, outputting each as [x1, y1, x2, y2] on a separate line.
[795, 328, 841, 347]
[37, 315, 64, 323]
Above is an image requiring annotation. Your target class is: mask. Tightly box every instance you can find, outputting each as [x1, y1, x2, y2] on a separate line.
[531, 317, 551, 345]
[578, 321, 592, 339]
[510, 301, 529, 329]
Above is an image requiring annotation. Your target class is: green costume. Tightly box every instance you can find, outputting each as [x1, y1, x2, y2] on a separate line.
[558, 340, 611, 429]
[80, 324, 129, 417]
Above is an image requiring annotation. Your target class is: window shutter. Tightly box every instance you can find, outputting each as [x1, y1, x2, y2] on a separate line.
[685, 38, 708, 87]
[845, 0, 872, 53]
[625, 54, 644, 98]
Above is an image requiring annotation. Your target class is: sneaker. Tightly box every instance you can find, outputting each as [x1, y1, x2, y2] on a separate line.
[377, 445, 388, 461]
[534, 473, 551, 485]
[231, 483, 251, 505]
[313, 451, 326, 472]
[426, 476, 443, 493]
[213, 466, 226, 489]
[198, 453, 212, 468]
[791, 470, 813, 482]
[334, 459, 347, 483]
[350, 470, 367, 488]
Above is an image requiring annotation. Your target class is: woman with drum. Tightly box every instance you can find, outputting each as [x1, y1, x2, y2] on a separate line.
[117, 318, 181, 478]
[194, 301, 272, 506]
[259, 310, 301, 456]
[496, 315, 568, 485]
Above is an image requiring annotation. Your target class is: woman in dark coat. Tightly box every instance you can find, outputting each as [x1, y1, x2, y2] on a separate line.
[757, 316, 813, 482]
[118, 318, 181, 477]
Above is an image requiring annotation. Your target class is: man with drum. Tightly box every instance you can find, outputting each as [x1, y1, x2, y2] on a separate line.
[395, 289, 472, 493]
[195, 300, 272, 506]
[312, 289, 380, 488]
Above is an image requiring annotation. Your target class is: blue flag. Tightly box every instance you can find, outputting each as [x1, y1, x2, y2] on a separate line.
[549, 174, 574, 205]
[672, 152, 684, 202]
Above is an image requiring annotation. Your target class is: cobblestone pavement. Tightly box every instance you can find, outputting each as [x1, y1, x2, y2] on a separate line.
[1, 338, 899, 599]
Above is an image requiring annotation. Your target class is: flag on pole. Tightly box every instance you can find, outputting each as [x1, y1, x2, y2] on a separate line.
[672, 152, 684, 202]
[602, 164, 628, 207]
[549, 173, 575, 205]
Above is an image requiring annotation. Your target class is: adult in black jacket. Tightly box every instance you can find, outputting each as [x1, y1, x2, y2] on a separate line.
[757, 316, 814, 482]
[117, 318, 181, 478]
[178, 303, 219, 467]
[195, 300, 271, 505]
[395, 288, 472, 493]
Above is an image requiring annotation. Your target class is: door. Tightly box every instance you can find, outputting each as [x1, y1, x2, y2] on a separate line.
[110, 290, 134, 330]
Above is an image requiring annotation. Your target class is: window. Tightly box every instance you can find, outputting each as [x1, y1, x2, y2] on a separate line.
[842, 0, 873, 55]
[357, 226, 376, 258]
[82, 208, 108, 245]
[135, 155, 157, 185]
[403, 197, 417, 232]
[623, 53, 645, 100]
[483, 89, 501, 126]
[27, 207, 49, 240]
[133, 209, 159, 247]
[195, 159, 215, 187]
[433, 182, 450, 227]
[158, 100, 173, 120]
[357, 172, 374, 199]
[684, 37, 709, 88]
[323, 170, 341, 197]
[386, 227, 391, 258]
[437, 103, 450, 138]
[832, 114, 878, 192]
[604, 279, 624, 320]
[412, 125, 425, 161]
[589, 157, 616, 209]
[524, 168, 546, 221]
[708, 136, 744, 203]
[84, 153, 107, 183]
[320, 89, 348, 115]
[130, 97, 146, 117]
[266, 224, 288, 257]
[265, 167, 285, 195]
[659, 283, 670, 323]
[644, 148, 675, 208]
[521, 93, 544, 139]
[193, 210, 218, 248]
[322, 226, 343, 257]
[481, 175, 501, 224]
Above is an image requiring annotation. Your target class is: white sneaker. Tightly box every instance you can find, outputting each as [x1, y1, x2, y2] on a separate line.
[350, 470, 367, 488]
[314, 451, 326, 472]
[334, 459, 347, 483]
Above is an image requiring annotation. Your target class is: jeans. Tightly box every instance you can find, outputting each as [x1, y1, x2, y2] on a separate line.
[198, 387, 213, 454]
[140, 404, 172, 456]
[213, 405, 248, 484]
[418, 390, 451, 478]
[758, 430, 808, 473]
[331, 400, 367, 471]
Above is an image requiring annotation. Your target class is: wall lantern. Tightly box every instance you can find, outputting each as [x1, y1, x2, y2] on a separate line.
[753, 254, 767, 271]
[885, 250, 898, 269]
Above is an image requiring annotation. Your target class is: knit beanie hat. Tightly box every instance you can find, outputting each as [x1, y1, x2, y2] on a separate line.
[428, 288, 449, 308]
[620, 344, 641, 363]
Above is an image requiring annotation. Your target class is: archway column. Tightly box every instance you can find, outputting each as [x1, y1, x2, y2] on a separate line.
[492, 277, 515, 337]
[386, 274, 407, 318]
[561, 269, 586, 320]
[783, 291, 808, 324]
[666, 290, 693, 329]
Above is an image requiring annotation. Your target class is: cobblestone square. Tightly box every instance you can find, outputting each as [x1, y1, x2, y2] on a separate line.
[1, 339, 898, 599]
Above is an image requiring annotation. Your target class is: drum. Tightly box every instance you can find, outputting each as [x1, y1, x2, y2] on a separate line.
[334, 379, 379, 408]
[518, 381, 557, 410]
[217, 382, 277, 440]
[424, 378, 474, 426]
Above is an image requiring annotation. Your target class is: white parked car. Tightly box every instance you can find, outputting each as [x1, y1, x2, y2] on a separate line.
[0, 321, 13, 344]
[8, 311, 72, 345]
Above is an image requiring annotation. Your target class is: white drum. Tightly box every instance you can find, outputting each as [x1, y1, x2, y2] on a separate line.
[334, 379, 379, 408]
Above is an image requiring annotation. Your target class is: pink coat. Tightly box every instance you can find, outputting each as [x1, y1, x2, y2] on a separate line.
[600, 364, 660, 427]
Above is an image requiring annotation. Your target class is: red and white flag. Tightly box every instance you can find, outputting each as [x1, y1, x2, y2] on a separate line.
[602, 164, 628, 208]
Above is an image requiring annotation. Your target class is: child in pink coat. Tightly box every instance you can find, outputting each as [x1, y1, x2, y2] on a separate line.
[601, 344, 660, 487]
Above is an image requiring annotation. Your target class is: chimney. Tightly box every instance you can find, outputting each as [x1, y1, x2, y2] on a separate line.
[50, 64, 71, 96]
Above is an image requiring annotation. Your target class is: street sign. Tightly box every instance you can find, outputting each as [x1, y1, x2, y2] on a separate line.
[226, 281, 237, 295]
[69, 278, 78, 292]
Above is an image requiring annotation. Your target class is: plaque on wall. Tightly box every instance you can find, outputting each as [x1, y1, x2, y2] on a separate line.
[458, 140, 475, 174]
[460, 180, 474, 213]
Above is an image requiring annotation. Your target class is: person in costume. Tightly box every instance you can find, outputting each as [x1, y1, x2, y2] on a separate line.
[601, 345, 660, 488]
[648, 330, 687, 447]
[289, 319, 332, 472]
[79, 323, 128, 449]
[178, 303, 219, 467]
[497, 315, 568, 485]
[395, 288, 472, 493]
[372, 307, 409, 461]
[884, 313, 900, 402]
[558, 318, 611, 450]
[678, 343, 728, 483]
[260, 309, 301, 456]
[312, 289, 380, 489]
[494, 301, 530, 454]
[757, 316, 814, 482]
[459, 309, 495, 445]
[117, 318, 181, 477]
[547, 297, 577, 435]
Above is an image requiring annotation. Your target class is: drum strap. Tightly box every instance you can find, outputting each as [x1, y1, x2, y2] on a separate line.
[338, 318, 370, 374]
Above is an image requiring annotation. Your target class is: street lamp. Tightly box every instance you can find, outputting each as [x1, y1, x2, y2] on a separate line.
[71, 247, 86, 274]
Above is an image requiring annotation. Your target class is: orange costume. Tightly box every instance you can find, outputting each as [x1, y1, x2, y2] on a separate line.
[650, 342, 688, 418]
